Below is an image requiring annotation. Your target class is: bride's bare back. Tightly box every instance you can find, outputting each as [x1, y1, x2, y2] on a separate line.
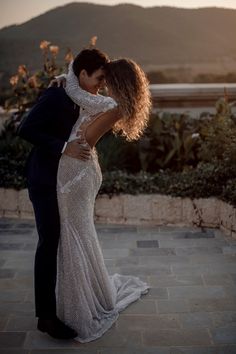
[82, 108, 120, 148]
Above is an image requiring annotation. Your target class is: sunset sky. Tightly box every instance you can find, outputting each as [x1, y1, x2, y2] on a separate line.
[1, 0, 236, 29]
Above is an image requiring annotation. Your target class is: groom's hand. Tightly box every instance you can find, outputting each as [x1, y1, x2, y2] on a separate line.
[63, 139, 91, 161]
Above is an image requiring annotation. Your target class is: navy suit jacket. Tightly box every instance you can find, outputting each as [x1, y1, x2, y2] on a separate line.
[17, 87, 80, 188]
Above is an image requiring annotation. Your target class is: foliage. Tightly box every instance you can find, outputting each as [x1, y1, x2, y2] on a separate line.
[97, 132, 141, 173]
[2, 161, 235, 207]
[99, 160, 236, 207]
[138, 112, 203, 172]
[0, 112, 31, 190]
[198, 94, 236, 165]
[0, 156, 26, 190]
[4, 40, 74, 124]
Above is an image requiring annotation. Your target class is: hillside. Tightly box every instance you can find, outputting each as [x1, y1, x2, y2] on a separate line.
[1, 2, 236, 82]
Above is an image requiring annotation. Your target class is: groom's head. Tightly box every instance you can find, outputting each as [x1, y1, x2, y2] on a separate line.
[73, 48, 109, 94]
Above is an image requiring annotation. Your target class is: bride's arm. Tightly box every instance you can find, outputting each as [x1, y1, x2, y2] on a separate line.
[78, 108, 121, 148]
[62, 63, 117, 115]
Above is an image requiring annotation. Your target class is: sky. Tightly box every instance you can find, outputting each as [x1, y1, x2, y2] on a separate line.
[1, 0, 236, 29]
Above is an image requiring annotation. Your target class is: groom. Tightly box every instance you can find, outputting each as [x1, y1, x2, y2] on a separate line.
[17, 48, 109, 339]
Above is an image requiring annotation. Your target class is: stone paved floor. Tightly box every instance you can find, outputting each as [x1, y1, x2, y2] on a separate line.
[0, 218, 236, 353]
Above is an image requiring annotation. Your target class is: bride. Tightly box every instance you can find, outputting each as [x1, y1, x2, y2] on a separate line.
[56, 57, 151, 342]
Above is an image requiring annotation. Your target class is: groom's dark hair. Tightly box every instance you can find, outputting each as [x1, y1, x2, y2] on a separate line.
[73, 48, 109, 77]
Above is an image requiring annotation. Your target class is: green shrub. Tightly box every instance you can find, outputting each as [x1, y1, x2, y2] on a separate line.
[198, 97, 236, 166]
[0, 113, 31, 190]
[138, 112, 203, 172]
[97, 132, 141, 173]
[99, 162, 236, 207]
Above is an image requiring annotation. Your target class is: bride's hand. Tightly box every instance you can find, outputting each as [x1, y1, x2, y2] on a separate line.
[48, 76, 66, 88]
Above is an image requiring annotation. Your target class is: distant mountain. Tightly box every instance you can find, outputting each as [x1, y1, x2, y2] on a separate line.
[1, 2, 236, 82]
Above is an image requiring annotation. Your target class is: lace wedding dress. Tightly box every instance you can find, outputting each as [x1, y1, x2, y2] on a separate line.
[56, 64, 150, 343]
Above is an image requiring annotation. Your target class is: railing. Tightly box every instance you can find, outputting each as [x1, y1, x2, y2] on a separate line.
[150, 83, 236, 109]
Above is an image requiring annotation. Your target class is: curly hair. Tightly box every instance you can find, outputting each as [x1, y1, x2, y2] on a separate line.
[105, 58, 152, 141]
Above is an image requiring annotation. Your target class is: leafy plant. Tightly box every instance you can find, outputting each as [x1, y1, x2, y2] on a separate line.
[98, 161, 236, 207]
[97, 132, 140, 173]
[198, 92, 236, 165]
[138, 112, 202, 172]
[4, 40, 73, 123]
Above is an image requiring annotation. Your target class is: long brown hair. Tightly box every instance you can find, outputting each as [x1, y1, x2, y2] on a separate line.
[105, 58, 152, 141]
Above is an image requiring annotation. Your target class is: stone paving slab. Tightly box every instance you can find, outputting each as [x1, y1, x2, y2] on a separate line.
[149, 275, 204, 287]
[0, 219, 236, 352]
[157, 299, 190, 314]
[117, 314, 180, 330]
[210, 311, 236, 327]
[202, 274, 236, 286]
[178, 312, 213, 328]
[0, 350, 30, 354]
[2, 346, 236, 354]
[211, 327, 236, 344]
[0, 331, 26, 348]
[175, 246, 223, 256]
[142, 328, 212, 346]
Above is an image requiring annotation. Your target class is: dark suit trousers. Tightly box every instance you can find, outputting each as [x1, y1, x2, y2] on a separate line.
[28, 186, 60, 319]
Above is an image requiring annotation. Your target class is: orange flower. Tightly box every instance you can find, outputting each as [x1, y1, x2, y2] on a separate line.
[89, 36, 98, 47]
[27, 75, 38, 88]
[40, 40, 51, 50]
[10, 75, 19, 86]
[18, 64, 27, 77]
[65, 49, 74, 63]
[49, 45, 59, 56]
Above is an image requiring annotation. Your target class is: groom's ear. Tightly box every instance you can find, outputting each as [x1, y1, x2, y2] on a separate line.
[78, 69, 85, 86]
[80, 69, 88, 79]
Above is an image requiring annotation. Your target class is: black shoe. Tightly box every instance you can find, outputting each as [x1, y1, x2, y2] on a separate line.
[37, 317, 78, 339]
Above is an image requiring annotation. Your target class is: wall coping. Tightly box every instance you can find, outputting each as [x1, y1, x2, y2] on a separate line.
[0, 188, 235, 238]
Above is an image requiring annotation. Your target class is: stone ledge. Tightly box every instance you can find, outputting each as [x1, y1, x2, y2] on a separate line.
[0, 188, 235, 237]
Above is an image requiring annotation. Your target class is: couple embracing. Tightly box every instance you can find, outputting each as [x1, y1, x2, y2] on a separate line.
[18, 48, 151, 343]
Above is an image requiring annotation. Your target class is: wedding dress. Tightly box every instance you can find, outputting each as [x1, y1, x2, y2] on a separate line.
[56, 64, 149, 343]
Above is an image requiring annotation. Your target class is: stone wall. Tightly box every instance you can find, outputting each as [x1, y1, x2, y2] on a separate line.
[0, 188, 235, 238]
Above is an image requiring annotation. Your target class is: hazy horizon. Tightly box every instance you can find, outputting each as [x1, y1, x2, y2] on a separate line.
[1, 0, 236, 29]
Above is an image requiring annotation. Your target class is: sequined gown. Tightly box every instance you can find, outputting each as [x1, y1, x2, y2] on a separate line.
[56, 65, 149, 343]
